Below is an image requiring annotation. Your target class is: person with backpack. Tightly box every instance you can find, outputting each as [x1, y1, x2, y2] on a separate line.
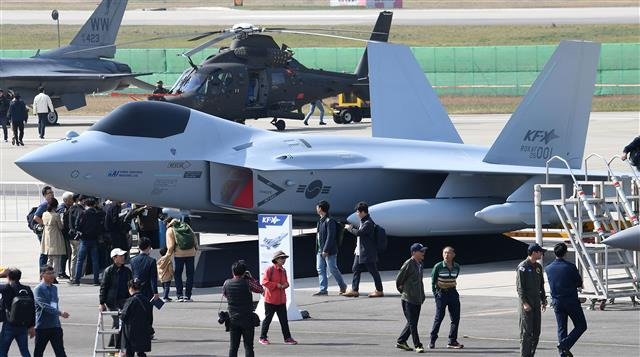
[223, 260, 264, 357]
[165, 218, 198, 302]
[120, 279, 152, 357]
[259, 251, 297, 346]
[33, 266, 69, 357]
[0, 268, 35, 357]
[313, 200, 347, 296]
[55, 192, 74, 280]
[71, 197, 104, 286]
[65, 195, 84, 282]
[343, 201, 384, 298]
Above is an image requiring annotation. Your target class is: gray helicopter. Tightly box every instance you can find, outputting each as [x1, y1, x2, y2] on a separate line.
[0, 0, 154, 125]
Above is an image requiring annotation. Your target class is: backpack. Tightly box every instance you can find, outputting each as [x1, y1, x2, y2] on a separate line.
[7, 288, 34, 327]
[374, 224, 387, 253]
[173, 222, 194, 250]
[26, 206, 40, 232]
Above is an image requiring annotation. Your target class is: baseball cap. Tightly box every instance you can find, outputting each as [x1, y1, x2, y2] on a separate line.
[410, 243, 428, 253]
[110, 248, 127, 258]
[527, 243, 546, 255]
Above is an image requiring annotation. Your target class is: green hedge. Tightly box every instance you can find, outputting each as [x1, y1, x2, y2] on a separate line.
[2, 43, 638, 95]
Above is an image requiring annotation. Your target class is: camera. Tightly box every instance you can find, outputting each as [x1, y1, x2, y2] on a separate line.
[218, 310, 229, 325]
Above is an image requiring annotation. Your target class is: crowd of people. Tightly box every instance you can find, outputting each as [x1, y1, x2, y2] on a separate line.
[0, 194, 593, 356]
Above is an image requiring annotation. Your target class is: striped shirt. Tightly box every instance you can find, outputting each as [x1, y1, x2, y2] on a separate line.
[431, 260, 460, 294]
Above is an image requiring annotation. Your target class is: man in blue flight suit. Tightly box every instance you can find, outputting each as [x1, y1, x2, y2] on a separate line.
[545, 243, 587, 357]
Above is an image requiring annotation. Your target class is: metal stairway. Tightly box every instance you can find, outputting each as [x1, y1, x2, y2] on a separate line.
[534, 155, 640, 310]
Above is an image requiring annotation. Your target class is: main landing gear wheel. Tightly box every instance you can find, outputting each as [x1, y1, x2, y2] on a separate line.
[270, 118, 286, 131]
[47, 110, 58, 125]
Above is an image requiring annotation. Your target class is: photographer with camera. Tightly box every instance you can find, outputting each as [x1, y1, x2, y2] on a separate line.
[221, 261, 264, 357]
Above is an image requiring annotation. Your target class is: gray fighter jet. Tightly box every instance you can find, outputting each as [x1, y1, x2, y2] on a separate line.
[0, 0, 153, 125]
[603, 226, 640, 251]
[16, 40, 606, 237]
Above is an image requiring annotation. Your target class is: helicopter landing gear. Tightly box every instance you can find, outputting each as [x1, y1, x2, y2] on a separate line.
[270, 118, 286, 131]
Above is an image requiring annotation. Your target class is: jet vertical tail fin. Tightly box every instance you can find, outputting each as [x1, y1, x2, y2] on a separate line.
[354, 11, 393, 79]
[42, 0, 128, 59]
[483, 40, 601, 169]
[368, 42, 463, 143]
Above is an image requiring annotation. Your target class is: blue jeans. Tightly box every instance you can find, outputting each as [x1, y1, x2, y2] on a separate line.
[554, 299, 587, 351]
[75, 240, 99, 284]
[174, 256, 194, 298]
[316, 253, 346, 292]
[0, 323, 30, 357]
[303, 101, 325, 123]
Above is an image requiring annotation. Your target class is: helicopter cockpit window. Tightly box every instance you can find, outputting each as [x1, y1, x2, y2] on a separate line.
[180, 72, 207, 94]
[172, 68, 196, 93]
[206, 70, 233, 95]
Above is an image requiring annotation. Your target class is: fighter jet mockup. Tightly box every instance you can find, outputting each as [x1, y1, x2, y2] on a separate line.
[0, 0, 153, 125]
[603, 226, 640, 251]
[16, 40, 604, 237]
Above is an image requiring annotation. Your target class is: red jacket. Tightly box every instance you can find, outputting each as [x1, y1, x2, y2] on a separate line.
[262, 264, 288, 305]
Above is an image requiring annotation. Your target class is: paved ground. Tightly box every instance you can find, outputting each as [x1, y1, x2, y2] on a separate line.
[1, 7, 639, 26]
[0, 112, 637, 182]
[0, 222, 639, 357]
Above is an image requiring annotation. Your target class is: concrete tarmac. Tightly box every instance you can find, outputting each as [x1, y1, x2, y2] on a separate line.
[1, 112, 637, 182]
[1, 7, 639, 26]
[0, 222, 639, 356]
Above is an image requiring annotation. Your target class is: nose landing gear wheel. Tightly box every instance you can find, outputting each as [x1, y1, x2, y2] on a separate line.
[46, 110, 59, 125]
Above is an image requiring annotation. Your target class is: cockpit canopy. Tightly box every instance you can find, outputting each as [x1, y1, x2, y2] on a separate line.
[171, 67, 235, 96]
[89, 101, 190, 138]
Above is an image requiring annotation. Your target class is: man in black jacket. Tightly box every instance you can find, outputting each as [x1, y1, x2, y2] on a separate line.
[0, 268, 36, 356]
[130, 238, 159, 336]
[0, 89, 10, 143]
[104, 200, 129, 252]
[72, 197, 103, 285]
[99, 248, 132, 350]
[313, 200, 347, 296]
[343, 201, 384, 298]
[223, 261, 264, 357]
[622, 136, 640, 169]
[7, 93, 27, 146]
[66, 195, 84, 282]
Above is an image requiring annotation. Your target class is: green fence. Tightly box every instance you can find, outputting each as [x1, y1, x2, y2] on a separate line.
[2, 43, 638, 96]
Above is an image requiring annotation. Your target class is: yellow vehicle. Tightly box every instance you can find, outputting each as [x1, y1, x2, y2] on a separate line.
[331, 91, 370, 124]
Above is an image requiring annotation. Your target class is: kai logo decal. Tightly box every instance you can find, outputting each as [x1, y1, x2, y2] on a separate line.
[523, 129, 559, 145]
[297, 180, 331, 199]
[520, 129, 559, 160]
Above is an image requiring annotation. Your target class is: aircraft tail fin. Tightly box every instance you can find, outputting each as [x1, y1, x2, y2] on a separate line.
[354, 11, 393, 79]
[483, 40, 601, 169]
[43, 0, 128, 59]
[368, 42, 463, 143]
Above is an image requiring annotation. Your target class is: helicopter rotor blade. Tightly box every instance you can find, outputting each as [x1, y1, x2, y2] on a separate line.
[264, 27, 387, 36]
[266, 30, 376, 43]
[188, 30, 227, 42]
[181, 31, 237, 58]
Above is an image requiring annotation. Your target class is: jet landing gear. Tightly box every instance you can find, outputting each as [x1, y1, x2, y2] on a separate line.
[47, 110, 59, 125]
[270, 118, 286, 131]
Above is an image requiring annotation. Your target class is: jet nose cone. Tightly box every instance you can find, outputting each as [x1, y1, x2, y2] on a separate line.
[15, 140, 79, 186]
[602, 226, 640, 251]
[15, 147, 54, 181]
